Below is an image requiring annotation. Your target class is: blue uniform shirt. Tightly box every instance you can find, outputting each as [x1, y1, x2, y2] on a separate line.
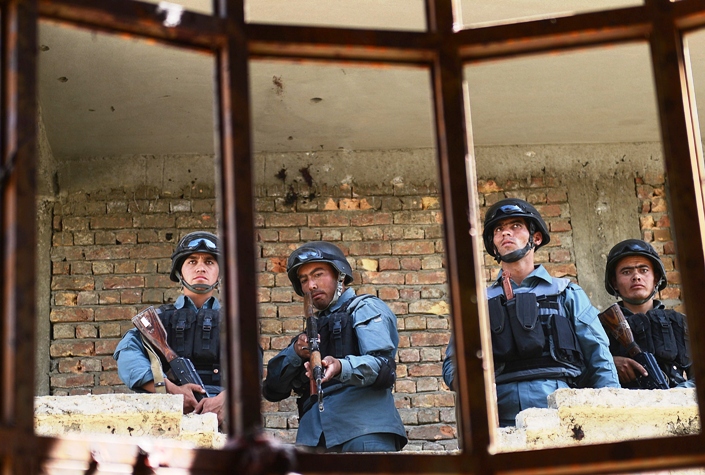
[113, 296, 221, 392]
[263, 288, 407, 449]
[445, 265, 619, 426]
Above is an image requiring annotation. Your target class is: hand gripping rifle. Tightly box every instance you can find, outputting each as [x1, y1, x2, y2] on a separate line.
[304, 292, 324, 412]
[132, 306, 211, 401]
[598, 303, 669, 390]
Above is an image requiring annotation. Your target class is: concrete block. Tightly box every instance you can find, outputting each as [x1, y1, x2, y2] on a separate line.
[35, 394, 183, 439]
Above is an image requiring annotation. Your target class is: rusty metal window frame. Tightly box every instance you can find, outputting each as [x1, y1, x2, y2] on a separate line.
[1, 0, 705, 473]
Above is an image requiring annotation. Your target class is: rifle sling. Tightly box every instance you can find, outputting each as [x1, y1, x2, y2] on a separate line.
[140, 335, 167, 394]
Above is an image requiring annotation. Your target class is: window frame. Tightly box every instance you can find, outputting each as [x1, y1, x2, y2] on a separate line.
[1, 0, 704, 473]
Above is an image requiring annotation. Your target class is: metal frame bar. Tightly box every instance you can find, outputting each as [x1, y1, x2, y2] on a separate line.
[1, 0, 705, 473]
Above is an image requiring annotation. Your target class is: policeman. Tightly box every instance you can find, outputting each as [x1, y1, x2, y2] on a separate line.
[443, 198, 619, 426]
[114, 231, 227, 423]
[262, 241, 407, 452]
[603, 239, 693, 388]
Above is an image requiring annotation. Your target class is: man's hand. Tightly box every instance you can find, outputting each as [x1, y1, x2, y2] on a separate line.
[194, 391, 226, 425]
[320, 356, 341, 383]
[293, 333, 311, 360]
[165, 379, 204, 414]
[613, 356, 648, 384]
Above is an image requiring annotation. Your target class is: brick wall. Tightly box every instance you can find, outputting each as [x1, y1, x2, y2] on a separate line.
[47, 173, 678, 450]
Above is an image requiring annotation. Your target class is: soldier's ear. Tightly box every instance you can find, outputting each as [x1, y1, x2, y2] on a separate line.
[533, 232, 542, 246]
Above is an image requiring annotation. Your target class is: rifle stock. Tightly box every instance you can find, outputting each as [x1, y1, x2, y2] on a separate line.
[501, 271, 514, 300]
[132, 306, 211, 400]
[598, 303, 669, 390]
[304, 292, 324, 412]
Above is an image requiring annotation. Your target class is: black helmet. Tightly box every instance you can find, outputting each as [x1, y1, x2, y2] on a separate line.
[287, 241, 353, 297]
[170, 231, 221, 283]
[605, 239, 667, 297]
[482, 198, 550, 262]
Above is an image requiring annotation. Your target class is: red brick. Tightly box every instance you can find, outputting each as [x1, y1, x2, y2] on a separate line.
[398, 348, 420, 363]
[50, 308, 94, 323]
[266, 214, 307, 227]
[411, 392, 455, 408]
[176, 214, 216, 228]
[95, 307, 136, 322]
[379, 257, 400, 270]
[95, 339, 120, 355]
[360, 271, 405, 285]
[103, 276, 144, 289]
[54, 292, 78, 306]
[378, 288, 399, 300]
[129, 244, 174, 259]
[394, 211, 437, 225]
[406, 271, 447, 285]
[90, 216, 132, 230]
[52, 276, 95, 291]
[659, 287, 681, 300]
[653, 228, 672, 242]
[407, 363, 443, 377]
[58, 358, 101, 373]
[132, 215, 175, 228]
[477, 180, 502, 194]
[349, 242, 391, 256]
[75, 324, 97, 339]
[535, 204, 562, 218]
[51, 373, 94, 388]
[84, 247, 131, 260]
[53, 261, 70, 275]
[410, 332, 449, 347]
[350, 213, 393, 226]
[407, 424, 456, 440]
[388, 302, 408, 315]
[550, 249, 572, 263]
[99, 372, 123, 386]
[549, 219, 571, 233]
[546, 189, 567, 203]
[308, 214, 350, 227]
[50, 341, 95, 357]
[120, 289, 142, 304]
[400, 258, 422, 270]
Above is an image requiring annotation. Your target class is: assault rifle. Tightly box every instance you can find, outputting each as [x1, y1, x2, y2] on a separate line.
[598, 303, 669, 390]
[304, 292, 324, 412]
[132, 306, 211, 401]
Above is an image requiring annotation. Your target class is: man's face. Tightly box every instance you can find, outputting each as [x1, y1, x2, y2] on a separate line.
[612, 255, 657, 301]
[491, 217, 541, 258]
[297, 262, 338, 310]
[180, 252, 219, 293]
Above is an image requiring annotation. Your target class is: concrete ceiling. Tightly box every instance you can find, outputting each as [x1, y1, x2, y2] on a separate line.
[37, 1, 705, 161]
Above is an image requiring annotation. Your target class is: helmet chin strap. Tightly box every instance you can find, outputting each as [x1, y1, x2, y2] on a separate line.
[320, 273, 346, 312]
[178, 271, 220, 295]
[495, 235, 535, 263]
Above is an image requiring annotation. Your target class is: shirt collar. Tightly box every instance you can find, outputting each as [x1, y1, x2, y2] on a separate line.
[490, 265, 551, 289]
[619, 299, 662, 315]
[175, 294, 220, 310]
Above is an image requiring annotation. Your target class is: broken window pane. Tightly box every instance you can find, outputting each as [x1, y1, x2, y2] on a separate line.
[464, 41, 699, 450]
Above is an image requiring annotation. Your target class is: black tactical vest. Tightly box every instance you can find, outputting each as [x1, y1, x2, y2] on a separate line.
[488, 292, 586, 384]
[295, 294, 396, 416]
[609, 307, 691, 387]
[157, 304, 221, 386]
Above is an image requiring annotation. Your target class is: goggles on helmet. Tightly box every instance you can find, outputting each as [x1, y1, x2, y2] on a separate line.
[290, 248, 325, 267]
[487, 204, 527, 222]
[184, 237, 218, 252]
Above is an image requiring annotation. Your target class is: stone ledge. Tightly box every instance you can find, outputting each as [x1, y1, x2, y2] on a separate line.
[35, 394, 226, 449]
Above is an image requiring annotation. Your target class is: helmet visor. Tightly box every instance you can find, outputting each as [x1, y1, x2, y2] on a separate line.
[185, 237, 218, 252]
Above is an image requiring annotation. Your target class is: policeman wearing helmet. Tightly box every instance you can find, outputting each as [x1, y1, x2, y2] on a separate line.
[114, 231, 228, 423]
[263, 241, 407, 452]
[603, 239, 693, 388]
[443, 198, 619, 426]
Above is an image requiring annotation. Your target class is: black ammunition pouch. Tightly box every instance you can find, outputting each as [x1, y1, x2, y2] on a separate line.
[159, 305, 221, 386]
[626, 309, 690, 387]
[489, 293, 585, 382]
